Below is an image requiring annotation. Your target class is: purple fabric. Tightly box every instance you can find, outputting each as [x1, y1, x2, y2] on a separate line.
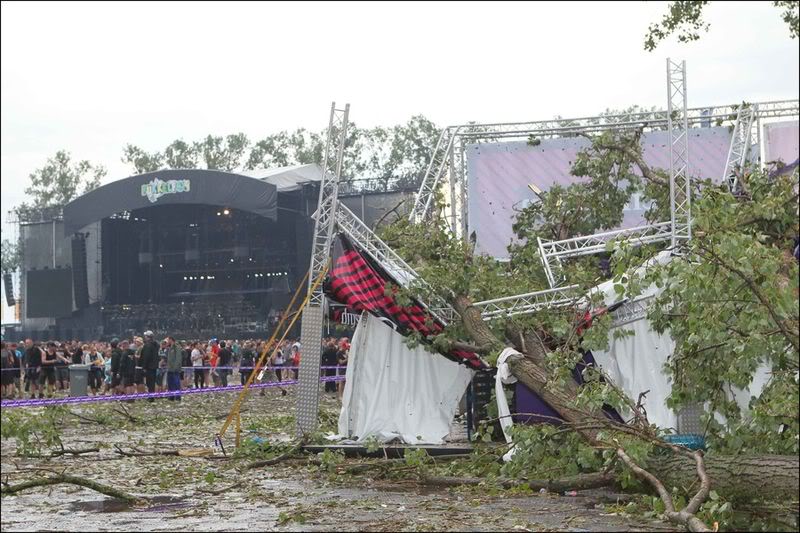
[513, 350, 623, 425]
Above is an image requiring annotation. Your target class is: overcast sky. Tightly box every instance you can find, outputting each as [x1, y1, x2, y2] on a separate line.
[1, 0, 798, 290]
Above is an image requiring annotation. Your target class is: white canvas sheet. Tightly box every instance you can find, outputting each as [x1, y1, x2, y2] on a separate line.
[589, 250, 773, 429]
[337, 313, 474, 444]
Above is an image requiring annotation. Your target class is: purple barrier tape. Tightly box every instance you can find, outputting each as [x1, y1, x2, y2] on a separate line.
[180, 365, 344, 370]
[0, 375, 347, 409]
[1, 365, 346, 372]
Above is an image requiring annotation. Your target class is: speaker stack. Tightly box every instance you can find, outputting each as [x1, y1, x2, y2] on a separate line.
[71, 234, 90, 308]
[3, 272, 14, 307]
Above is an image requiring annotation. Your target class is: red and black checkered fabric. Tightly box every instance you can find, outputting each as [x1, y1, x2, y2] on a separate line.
[325, 234, 487, 370]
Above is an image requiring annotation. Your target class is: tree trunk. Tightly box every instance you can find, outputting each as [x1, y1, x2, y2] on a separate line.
[454, 296, 607, 444]
[651, 453, 799, 503]
[424, 471, 616, 492]
[452, 296, 799, 503]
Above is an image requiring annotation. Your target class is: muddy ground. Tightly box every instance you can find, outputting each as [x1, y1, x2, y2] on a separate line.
[1, 388, 670, 532]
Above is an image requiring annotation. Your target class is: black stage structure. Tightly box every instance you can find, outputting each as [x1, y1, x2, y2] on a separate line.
[17, 168, 319, 341]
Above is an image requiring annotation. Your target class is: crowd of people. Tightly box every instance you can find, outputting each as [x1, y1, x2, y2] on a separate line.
[0, 333, 350, 401]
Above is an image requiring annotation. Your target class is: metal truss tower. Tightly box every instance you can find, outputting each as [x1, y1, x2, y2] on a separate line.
[667, 58, 691, 247]
[296, 103, 350, 437]
[722, 103, 757, 193]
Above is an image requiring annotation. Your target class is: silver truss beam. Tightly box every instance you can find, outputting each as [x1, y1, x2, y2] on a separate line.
[451, 99, 798, 141]
[537, 222, 673, 288]
[335, 203, 457, 326]
[410, 99, 798, 227]
[541, 222, 674, 260]
[307, 103, 350, 306]
[667, 58, 691, 247]
[610, 296, 656, 328]
[473, 285, 580, 320]
[723, 104, 757, 192]
[409, 127, 456, 223]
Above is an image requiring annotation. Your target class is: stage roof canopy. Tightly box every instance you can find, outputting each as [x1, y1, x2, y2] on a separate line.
[62, 169, 279, 236]
[240, 163, 324, 192]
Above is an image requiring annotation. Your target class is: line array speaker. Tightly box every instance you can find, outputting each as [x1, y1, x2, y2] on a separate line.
[71, 235, 90, 309]
[3, 272, 14, 307]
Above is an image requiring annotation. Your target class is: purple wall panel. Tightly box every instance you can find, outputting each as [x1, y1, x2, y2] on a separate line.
[764, 120, 800, 166]
[468, 127, 734, 258]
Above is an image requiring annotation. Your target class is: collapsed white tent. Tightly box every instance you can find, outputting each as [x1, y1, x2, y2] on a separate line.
[585, 251, 772, 430]
[336, 313, 474, 445]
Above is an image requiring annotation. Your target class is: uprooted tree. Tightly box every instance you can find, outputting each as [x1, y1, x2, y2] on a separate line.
[378, 126, 799, 531]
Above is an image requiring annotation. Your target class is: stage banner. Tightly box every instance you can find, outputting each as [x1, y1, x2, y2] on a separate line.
[63, 169, 278, 236]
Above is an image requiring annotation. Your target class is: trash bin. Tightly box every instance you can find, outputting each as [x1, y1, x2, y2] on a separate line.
[69, 364, 90, 397]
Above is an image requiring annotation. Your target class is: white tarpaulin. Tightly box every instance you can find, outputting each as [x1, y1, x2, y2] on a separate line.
[337, 313, 474, 444]
[588, 250, 772, 430]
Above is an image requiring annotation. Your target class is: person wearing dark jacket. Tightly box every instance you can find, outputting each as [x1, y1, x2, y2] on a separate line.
[239, 343, 255, 386]
[217, 342, 232, 387]
[109, 339, 123, 394]
[120, 339, 137, 398]
[165, 336, 182, 401]
[139, 331, 160, 401]
[322, 339, 338, 393]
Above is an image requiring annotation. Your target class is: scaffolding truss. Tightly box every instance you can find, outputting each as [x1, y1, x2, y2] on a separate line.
[307, 103, 350, 306]
[723, 104, 758, 192]
[667, 58, 691, 247]
[297, 102, 350, 437]
[536, 222, 674, 288]
[409, 98, 799, 234]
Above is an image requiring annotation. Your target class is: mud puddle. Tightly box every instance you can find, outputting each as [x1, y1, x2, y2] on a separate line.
[69, 495, 192, 513]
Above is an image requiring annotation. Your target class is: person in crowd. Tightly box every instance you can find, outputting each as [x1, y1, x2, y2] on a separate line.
[120, 339, 137, 398]
[71, 341, 83, 366]
[258, 340, 287, 397]
[181, 341, 192, 388]
[10, 342, 22, 397]
[133, 336, 146, 394]
[1, 342, 16, 399]
[140, 331, 160, 402]
[40, 342, 59, 398]
[103, 346, 114, 395]
[191, 341, 205, 388]
[239, 341, 255, 386]
[156, 341, 168, 392]
[272, 341, 286, 382]
[337, 339, 349, 401]
[322, 338, 338, 393]
[217, 341, 232, 387]
[290, 339, 301, 379]
[23, 339, 43, 399]
[165, 336, 182, 401]
[231, 339, 240, 363]
[208, 340, 220, 387]
[55, 342, 71, 392]
[84, 343, 104, 396]
[109, 338, 124, 395]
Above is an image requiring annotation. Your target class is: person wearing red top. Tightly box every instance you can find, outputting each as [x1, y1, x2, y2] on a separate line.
[209, 340, 220, 386]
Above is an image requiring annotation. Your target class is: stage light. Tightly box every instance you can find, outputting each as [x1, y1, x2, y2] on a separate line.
[200, 276, 205, 280]
[183, 276, 187, 280]
[159, 264, 163, 268]
[230, 258, 235, 263]
[217, 212, 221, 216]
[223, 209, 230, 215]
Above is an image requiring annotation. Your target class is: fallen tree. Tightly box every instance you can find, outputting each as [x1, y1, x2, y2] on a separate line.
[379, 129, 799, 531]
